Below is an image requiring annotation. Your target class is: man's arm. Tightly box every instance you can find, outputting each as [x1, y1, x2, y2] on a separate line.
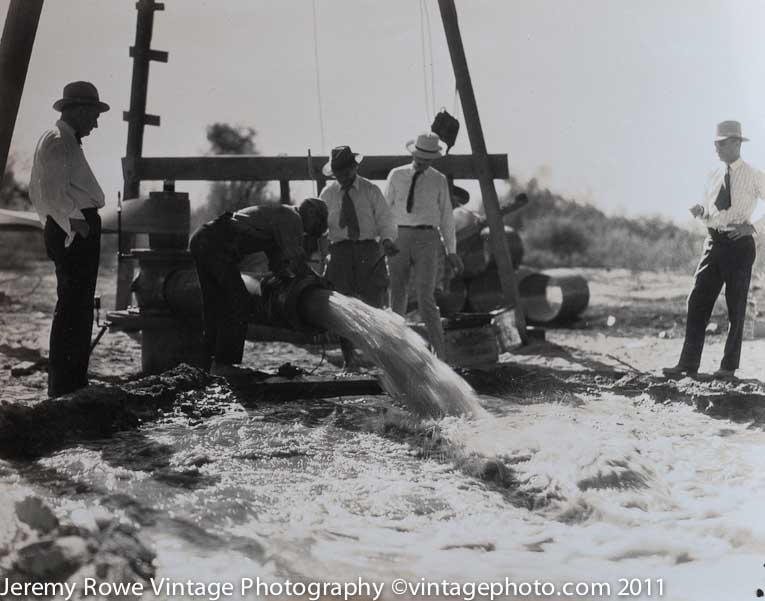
[273, 210, 311, 276]
[437, 174, 463, 275]
[370, 183, 398, 247]
[36, 138, 88, 238]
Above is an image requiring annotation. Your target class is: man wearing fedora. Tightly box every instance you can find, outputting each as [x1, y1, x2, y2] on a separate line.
[385, 132, 463, 361]
[29, 81, 110, 397]
[664, 120, 765, 380]
[320, 145, 398, 371]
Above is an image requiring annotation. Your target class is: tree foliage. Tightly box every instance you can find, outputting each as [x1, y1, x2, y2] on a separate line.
[0, 158, 31, 211]
[194, 123, 270, 226]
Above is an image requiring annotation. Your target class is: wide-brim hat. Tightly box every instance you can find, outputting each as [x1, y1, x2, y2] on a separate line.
[715, 120, 748, 142]
[53, 81, 110, 113]
[322, 145, 363, 177]
[406, 132, 444, 159]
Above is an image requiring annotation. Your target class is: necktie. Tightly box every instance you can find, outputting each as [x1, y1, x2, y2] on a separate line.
[406, 170, 422, 213]
[339, 185, 360, 241]
[714, 166, 732, 211]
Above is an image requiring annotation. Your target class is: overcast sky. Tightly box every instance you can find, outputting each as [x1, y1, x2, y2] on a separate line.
[4, 0, 765, 225]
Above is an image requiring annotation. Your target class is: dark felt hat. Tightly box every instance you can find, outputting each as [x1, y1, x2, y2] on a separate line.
[53, 81, 110, 113]
[322, 145, 363, 177]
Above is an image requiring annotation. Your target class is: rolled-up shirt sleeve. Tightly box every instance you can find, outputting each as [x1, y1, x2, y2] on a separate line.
[33, 137, 85, 244]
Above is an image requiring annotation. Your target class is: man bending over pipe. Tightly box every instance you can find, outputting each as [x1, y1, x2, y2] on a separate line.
[190, 199, 328, 375]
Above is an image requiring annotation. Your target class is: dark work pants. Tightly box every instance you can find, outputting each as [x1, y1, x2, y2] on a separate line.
[325, 239, 388, 362]
[189, 216, 250, 369]
[678, 232, 755, 371]
[44, 209, 101, 397]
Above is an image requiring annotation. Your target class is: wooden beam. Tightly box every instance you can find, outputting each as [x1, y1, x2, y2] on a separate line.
[279, 180, 290, 204]
[128, 46, 169, 63]
[128, 154, 509, 182]
[0, 0, 43, 184]
[439, 0, 527, 342]
[122, 111, 160, 127]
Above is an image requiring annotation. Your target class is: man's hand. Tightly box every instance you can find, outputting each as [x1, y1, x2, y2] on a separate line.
[382, 239, 400, 256]
[70, 218, 90, 238]
[689, 204, 705, 218]
[446, 253, 464, 276]
[727, 223, 755, 240]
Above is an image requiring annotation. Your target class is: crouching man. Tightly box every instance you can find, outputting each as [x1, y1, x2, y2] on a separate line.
[190, 198, 328, 374]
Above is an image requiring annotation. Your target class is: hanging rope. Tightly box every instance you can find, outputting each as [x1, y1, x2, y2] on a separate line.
[311, 0, 327, 153]
[422, 0, 436, 116]
[418, 0, 432, 120]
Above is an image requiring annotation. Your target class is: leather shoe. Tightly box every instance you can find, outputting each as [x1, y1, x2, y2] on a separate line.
[662, 365, 698, 377]
[712, 368, 736, 380]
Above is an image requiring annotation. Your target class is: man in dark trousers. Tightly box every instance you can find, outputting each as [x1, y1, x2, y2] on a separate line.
[29, 81, 110, 397]
[320, 145, 398, 370]
[664, 120, 765, 380]
[189, 199, 328, 374]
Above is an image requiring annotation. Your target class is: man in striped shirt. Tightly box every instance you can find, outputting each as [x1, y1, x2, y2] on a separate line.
[664, 120, 765, 380]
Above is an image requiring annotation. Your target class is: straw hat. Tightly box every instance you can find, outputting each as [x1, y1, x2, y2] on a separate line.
[715, 120, 748, 142]
[406, 132, 444, 159]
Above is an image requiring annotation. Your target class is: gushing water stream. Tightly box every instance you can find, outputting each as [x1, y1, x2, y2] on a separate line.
[298, 288, 485, 418]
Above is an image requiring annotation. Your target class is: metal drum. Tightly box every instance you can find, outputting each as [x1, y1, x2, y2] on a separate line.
[466, 267, 589, 323]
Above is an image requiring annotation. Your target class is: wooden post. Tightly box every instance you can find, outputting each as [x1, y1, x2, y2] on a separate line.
[279, 180, 290, 204]
[117, 0, 166, 309]
[437, 0, 527, 342]
[0, 0, 43, 184]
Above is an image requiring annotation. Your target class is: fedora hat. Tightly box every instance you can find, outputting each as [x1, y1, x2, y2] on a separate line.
[715, 120, 748, 142]
[406, 132, 444, 159]
[322, 145, 363, 177]
[53, 81, 110, 113]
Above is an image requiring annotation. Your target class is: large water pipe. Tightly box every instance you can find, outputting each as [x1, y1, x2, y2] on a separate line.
[467, 266, 590, 324]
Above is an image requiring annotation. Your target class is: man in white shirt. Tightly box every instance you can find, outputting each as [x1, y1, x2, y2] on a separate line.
[664, 120, 765, 380]
[29, 81, 109, 397]
[385, 132, 463, 360]
[320, 146, 398, 370]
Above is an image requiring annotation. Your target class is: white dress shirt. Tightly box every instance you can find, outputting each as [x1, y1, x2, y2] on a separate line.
[29, 120, 105, 246]
[701, 158, 765, 234]
[385, 163, 457, 253]
[320, 175, 397, 243]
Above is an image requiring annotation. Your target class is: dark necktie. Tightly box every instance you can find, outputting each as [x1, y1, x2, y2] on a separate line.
[714, 166, 732, 211]
[339, 185, 360, 241]
[406, 170, 422, 213]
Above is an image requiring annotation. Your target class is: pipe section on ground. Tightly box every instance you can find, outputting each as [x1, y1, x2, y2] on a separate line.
[466, 266, 589, 324]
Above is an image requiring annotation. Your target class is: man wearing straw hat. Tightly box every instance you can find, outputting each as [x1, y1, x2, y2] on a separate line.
[385, 132, 464, 361]
[663, 120, 765, 380]
[29, 81, 110, 397]
[320, 145, 398, 371]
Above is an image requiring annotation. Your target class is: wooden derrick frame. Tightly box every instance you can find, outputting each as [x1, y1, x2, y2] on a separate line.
[118, 0, 526, 339]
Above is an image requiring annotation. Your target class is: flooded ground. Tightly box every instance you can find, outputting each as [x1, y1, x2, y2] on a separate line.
[2, 263, 765, 600]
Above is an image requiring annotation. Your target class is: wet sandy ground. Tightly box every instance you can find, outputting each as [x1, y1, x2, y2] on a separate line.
[1, 263, 762, 407]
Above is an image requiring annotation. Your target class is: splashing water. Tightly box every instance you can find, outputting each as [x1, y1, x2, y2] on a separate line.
[300, 289, 486, 419]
